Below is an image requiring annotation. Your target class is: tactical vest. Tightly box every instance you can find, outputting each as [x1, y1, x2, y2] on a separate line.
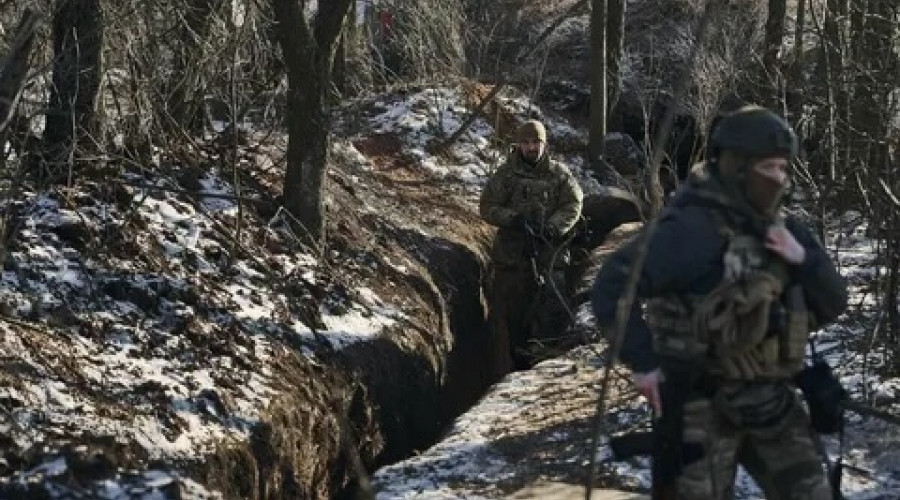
[488, 154, 578, 268]
[646, 211, 810, 381]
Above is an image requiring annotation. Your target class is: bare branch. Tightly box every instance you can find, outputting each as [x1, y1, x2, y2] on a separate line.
[880, 178, 900, 208]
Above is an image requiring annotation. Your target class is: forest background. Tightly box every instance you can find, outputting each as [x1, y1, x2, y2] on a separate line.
[0, 0, 897, 498]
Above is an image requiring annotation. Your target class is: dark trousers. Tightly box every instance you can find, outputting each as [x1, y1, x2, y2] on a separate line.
[488, 264, 571, 378]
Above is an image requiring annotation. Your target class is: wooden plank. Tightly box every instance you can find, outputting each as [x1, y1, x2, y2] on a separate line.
[506, 481, 649, 500]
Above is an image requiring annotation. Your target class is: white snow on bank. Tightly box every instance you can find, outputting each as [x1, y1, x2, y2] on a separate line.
[0, 164, 403, 496]
[352, 84, 592, 191]
[374, 359, 583, 500]
[4, 82, 569, 497]
[362, 86, 499, 183]
[8, 460, 222, 500]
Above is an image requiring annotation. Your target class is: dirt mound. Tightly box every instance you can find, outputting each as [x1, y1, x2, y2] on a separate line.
[0, 122, 496, 498]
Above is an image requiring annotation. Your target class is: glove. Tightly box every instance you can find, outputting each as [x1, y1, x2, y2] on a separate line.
[765, 225, 806, 265]
[509, 213, 534, 234]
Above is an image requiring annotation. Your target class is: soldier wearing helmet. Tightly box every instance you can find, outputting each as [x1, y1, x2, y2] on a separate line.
[480, 119, 583, 375]
[591, 106, 848, 498]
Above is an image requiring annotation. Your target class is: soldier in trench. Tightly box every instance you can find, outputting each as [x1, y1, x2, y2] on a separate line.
[591, 106, 849, 499]
[479, 120, 584, 377]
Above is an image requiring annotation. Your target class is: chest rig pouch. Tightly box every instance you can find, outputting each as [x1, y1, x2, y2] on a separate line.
[698, 231, 786, 379]
[647, 212, 811, 381]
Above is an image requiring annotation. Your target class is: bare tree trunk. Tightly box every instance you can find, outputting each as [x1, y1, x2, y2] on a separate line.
[848, 0, 866, 65]
[0, 8, 39, 266]
[272, 0, 353, 249]
[848, 0, 867, 179]
[889, 217, 900, 344]
[831, 0, 854, 189]
[0, 10, 38, 136]
[334, 26, 348, 97]
[758, 0, 786, 108]
[606, 0, 625, 111]
[821, 0, 847, 183]
[787, 0, 805, 123]
[874, 2, 899, 341]
[589, 0, 608, 169]
[167, 0, 226, 133]
[41, 0, 103, 180]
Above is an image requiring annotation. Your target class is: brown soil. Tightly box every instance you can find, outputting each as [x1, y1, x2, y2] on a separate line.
[195, 130, 498, 499]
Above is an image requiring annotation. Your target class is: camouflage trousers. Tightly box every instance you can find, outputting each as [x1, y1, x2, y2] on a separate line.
[674, 382, 832, 499]
[488, 264, 571, 376]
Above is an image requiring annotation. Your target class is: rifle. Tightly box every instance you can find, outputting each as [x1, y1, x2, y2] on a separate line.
[522, 222, 572, 326]
[655, 362, 706, 499]
[609, 430, 653, 460]
[609, 362, 701, 500]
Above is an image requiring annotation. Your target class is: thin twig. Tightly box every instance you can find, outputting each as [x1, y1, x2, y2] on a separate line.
[879, 178, 900, 208]
[122, 181, 274, 206]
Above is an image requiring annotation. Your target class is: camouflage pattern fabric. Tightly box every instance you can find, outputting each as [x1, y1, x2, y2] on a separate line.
[488, 266, 571, 374]
[678, 384, 831, 499]
[639, 174, 836, 496]
[481, 151, 583, 375]
[479, 152, 583, 267]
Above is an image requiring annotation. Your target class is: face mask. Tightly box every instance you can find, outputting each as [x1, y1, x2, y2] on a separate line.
[744, 159, 790, 216]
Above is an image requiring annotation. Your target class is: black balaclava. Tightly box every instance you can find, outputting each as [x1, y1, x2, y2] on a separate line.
[744, 159, 790, 217]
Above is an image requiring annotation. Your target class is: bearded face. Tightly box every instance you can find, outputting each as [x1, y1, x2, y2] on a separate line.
[518, 139, 546, 164]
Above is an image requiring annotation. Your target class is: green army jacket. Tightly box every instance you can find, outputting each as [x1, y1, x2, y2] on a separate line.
[479, 152, 583, 267]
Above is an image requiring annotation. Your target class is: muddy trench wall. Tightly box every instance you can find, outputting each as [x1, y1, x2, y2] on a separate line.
[198, 230, 497, 500]
[196, 178, 642, 500]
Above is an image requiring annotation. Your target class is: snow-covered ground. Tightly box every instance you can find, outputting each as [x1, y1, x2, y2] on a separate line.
[0, 82, 599, 498]
[0, 168, 410, 496]
[368, 161, 900, 498]
[2, 82, 896, 499]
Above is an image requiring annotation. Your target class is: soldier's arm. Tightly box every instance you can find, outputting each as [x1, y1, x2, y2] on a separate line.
[591, 207, 722, 372]
[785, 217, 849, 326]
[545, 173, 584, 234]
[479, 170, 518, 227]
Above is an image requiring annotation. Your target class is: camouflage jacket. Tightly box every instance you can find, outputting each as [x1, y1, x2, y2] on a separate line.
[479, 152, 583, 267]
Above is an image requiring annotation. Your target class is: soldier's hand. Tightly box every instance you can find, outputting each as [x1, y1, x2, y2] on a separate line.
[765, 225, 806, 265]
[633, 369, 664, 418]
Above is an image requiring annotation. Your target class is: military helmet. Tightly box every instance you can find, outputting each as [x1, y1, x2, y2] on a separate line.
[709, 105, 798, 160]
